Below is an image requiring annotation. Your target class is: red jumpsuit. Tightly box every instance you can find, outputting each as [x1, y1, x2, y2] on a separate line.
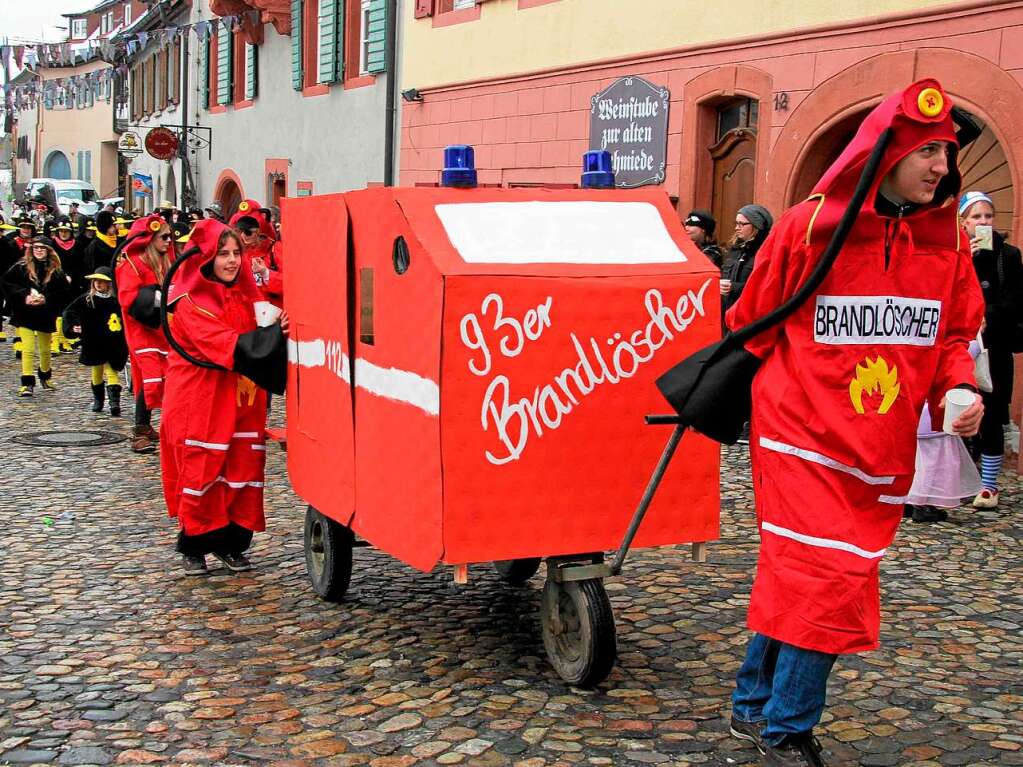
[727, 80, 984, 654]
[160, 219, 270, 537]
[116, 216, 171, 409]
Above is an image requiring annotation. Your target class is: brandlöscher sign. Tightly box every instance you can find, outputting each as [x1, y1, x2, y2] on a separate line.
[589, 76, 670, 188]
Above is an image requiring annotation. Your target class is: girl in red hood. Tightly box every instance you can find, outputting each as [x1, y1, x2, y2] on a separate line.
[161, 219, 288, 576]
[724, 80, 984, 765]
[230, 199, 284, 307]
[116, 215, 173, 454]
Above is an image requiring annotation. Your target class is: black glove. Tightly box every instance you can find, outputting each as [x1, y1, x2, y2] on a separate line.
[129, 285, 161, 328]
[233, 324, 287, 395]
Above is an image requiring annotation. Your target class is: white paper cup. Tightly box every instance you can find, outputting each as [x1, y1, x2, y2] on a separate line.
[943, 389, 976, 434]
[254, 301, 282, 328]
[975, 224, 993, 251]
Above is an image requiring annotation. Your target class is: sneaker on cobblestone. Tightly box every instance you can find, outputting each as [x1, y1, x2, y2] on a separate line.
[763, 733, 826, 767]
[18, 385, 33, 397]
[730, 715, 766, 753]
[182, 555, 208, 576]
[213, 552, 252, 572]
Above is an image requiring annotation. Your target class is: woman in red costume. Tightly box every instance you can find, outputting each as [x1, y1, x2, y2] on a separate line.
[723, 80, 984, 766]
[230, 199, 284, 306]
[116, 215, 173, 454]
[161, 219, 288, 575]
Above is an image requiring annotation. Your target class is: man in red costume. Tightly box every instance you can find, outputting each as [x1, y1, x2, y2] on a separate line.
[229, 198, 284, 306]
[161, 219, 288, 575]
[725, 80, 984, 766]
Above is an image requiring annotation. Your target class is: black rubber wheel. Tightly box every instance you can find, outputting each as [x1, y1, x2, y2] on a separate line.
[540, 577, 617, 687]
[304, 506, 354, 602]
[492, 557, 542, 585]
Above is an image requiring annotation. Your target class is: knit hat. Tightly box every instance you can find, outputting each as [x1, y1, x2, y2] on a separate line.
[95, 210, 116, 234]
[737, 204, 773, 232]
[958, 190, 994, 217]
[683, 209, 716, 236]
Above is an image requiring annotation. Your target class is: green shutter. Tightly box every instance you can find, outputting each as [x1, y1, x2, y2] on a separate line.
[365, 0, 386, 75]
[217, 23, 233, 105]
[245, 43, 258, 100]
[200, 34, 210, 108]
[317, 0, 341, 84]
[291, 0, 303, 90]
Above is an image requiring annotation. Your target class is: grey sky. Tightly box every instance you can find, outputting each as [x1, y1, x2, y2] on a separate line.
[1, 0, 97, 44]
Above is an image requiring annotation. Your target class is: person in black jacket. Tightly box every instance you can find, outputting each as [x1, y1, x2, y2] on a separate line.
[960, 191, 1023, 509]
[1, 217, 38, 348]
[721, 204, 773, 315]
[63, 267, 129, 415]
[1, 236, 71, 396]
[683, 209, 725, 268]
[84, 210, 119, 274]
[50, 217, 81, 355]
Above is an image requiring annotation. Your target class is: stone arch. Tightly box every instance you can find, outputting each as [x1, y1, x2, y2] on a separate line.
[214, 168, 245, 219]
[767, 48, 1023, 242]
[677, 64, 774, 221]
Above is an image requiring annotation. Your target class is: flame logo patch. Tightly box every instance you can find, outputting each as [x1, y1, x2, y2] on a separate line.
[849, 355, 900, 415]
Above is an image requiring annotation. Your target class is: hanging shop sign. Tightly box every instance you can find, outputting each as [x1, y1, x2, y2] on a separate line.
[589, 76, 670, 188]
[117, 131, 143, 157]
[145, 127, 180, 161]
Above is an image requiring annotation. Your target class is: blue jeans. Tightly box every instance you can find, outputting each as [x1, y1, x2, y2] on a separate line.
[731, 633, 838, 745]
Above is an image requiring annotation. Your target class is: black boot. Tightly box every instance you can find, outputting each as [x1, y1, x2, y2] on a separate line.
[107, 384, 122, 417]
[38, 368, 56, 391]
[91, 384, 105, 412]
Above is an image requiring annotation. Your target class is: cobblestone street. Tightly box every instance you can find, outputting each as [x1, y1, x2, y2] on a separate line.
[1, 352, 1021, 767]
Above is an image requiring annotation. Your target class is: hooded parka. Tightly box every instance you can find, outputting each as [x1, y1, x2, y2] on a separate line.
[160, 219, 286, 537]
[726, 79, 984, 654]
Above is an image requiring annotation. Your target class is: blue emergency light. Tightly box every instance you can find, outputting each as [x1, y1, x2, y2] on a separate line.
[441, 145, 478, 188]
[580, 150, 615, 189]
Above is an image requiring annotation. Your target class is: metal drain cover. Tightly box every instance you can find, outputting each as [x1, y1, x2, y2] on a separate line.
[11, 430, 127, 447]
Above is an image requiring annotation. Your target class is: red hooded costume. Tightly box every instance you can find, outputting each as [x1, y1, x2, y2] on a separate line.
[230, 198, 284, 305]
[726, 80, 984, 654]
[116, 215, 173, 409]
[160, 219, 276, 536]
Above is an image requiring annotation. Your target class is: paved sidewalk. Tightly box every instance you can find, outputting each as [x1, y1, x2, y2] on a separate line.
[1, 352, 1021, 767]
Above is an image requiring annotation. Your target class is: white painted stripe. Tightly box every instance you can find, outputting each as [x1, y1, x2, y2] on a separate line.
[136, 347, 169, 356]
[762, 521, 887, 560]
[184, 438, 230, 451]
[287, 337, 438, 417]
[879, 495, 909, 504]
[182, 476, 265, 497]
[142, 377, 163, 384]
[758, 437, 895, 486]
[232, 431, 259, 438]
[354, 357, 439, 417]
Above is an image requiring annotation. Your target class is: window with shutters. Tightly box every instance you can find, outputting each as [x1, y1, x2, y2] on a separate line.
[157, 49, 167, 111]
[245, 43, 258, 100]
[124, 4, 132, 26]
[72, 19, 87, 38]
[216, 23, 234, 105]
[199, 33, 210, 109]
[316, 0, 341, 84]
[291, 0, 303, 90]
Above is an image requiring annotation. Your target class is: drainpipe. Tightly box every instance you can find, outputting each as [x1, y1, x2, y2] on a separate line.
[179, 27, 190, 205]
[383, 0, 397, 186]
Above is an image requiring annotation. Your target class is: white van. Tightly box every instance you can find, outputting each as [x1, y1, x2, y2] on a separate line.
[26, 178, 102, 216]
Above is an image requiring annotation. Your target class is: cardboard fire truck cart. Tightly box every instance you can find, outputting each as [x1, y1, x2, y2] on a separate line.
[280, 181, 720, 686]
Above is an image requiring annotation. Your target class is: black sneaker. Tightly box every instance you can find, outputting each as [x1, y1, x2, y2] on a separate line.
[730, 715, 766, 753]
[911, 505, 948, 523]
[763, 733, 826, 767]
[213, 552, 252, 572]
[182, 555, 208, 576]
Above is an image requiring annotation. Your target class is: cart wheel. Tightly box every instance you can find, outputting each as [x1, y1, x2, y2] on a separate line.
[304, 506, 354, 602]
[492, 557, 542, 585]
[540, 577, 616, 687]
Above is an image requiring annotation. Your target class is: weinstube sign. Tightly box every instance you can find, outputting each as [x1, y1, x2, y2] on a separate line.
[589, 76, 670, 188]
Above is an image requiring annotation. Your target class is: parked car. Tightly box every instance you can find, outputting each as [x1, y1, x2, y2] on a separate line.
[25, 178, 102, 216]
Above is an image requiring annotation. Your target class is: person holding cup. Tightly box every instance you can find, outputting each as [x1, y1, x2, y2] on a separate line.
[959, 190, 1023, 509]
[721, 204, 773, 314]
[722, 80, 985, 766]
[160, 219, 289, 576]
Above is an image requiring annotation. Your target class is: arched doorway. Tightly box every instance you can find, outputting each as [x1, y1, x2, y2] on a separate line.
[43, 150, 71, 179]
[214, 170, 244, 219]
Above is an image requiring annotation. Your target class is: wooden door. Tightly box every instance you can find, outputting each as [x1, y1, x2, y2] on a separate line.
[711, 128, 756, 236]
